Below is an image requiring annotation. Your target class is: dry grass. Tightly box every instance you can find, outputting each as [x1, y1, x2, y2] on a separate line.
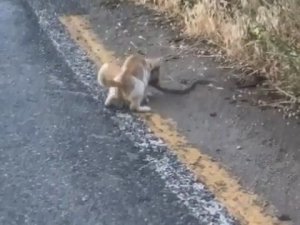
[135, 0, 300, 103]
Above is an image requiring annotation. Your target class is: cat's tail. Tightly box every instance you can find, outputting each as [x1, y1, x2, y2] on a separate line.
[97, 63, 123, 88]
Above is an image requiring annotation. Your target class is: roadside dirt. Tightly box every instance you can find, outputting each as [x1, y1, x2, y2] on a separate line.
[68, 0, 300, 223]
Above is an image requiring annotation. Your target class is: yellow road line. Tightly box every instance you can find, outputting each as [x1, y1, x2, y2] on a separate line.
[60, 15, 116, 67]
[60, 15, 284, 225]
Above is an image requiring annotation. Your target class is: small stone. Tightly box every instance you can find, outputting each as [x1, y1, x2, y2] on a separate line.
[210, 112, 217, 117]
[277, 214, 291, 221]
[236, 145, 242, 150]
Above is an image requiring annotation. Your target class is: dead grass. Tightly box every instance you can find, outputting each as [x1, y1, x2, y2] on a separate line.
[134, 0, 300, 105]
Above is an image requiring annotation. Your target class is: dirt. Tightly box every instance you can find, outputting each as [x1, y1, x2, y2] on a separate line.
[71, 0, 300, 223]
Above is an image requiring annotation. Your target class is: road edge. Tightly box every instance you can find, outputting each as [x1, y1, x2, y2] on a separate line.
[20, 0, 289, 225]
[19, 0, 241, 224]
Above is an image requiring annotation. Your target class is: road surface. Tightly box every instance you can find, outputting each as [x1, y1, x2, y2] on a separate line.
[0, 0, 236, 224]
[1, 0, 300, 224]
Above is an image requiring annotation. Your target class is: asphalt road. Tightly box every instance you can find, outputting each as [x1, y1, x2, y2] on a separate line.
[0, 0, 236, 224]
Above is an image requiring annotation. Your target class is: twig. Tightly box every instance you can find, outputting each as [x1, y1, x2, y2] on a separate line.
[258, 100, 287, 109]
[247, 69, 259, 77]
[217, 66, 234, 69]
[197, 54, 222, 58]
[166, 76, 175, 82]
[260, 103, 285, 110]
[164, 54, 180, 61]
[274, 85, 298, 103]
[138, 35, 146, 40]
[129, 41, 146, 56]
[130, 41, 139, 50]
[275, 100, 295, 105]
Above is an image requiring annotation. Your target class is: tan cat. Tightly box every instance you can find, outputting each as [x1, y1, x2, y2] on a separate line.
[97, 54, 161, 112]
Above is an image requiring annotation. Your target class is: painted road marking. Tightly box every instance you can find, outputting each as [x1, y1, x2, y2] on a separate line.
[60, 15, 284, 225]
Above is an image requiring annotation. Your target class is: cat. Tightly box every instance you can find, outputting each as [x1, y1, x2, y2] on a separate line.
[97, 54, 161, 112]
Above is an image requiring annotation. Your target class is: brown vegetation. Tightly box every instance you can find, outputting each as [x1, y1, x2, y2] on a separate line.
[135, 0, 300, 106]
